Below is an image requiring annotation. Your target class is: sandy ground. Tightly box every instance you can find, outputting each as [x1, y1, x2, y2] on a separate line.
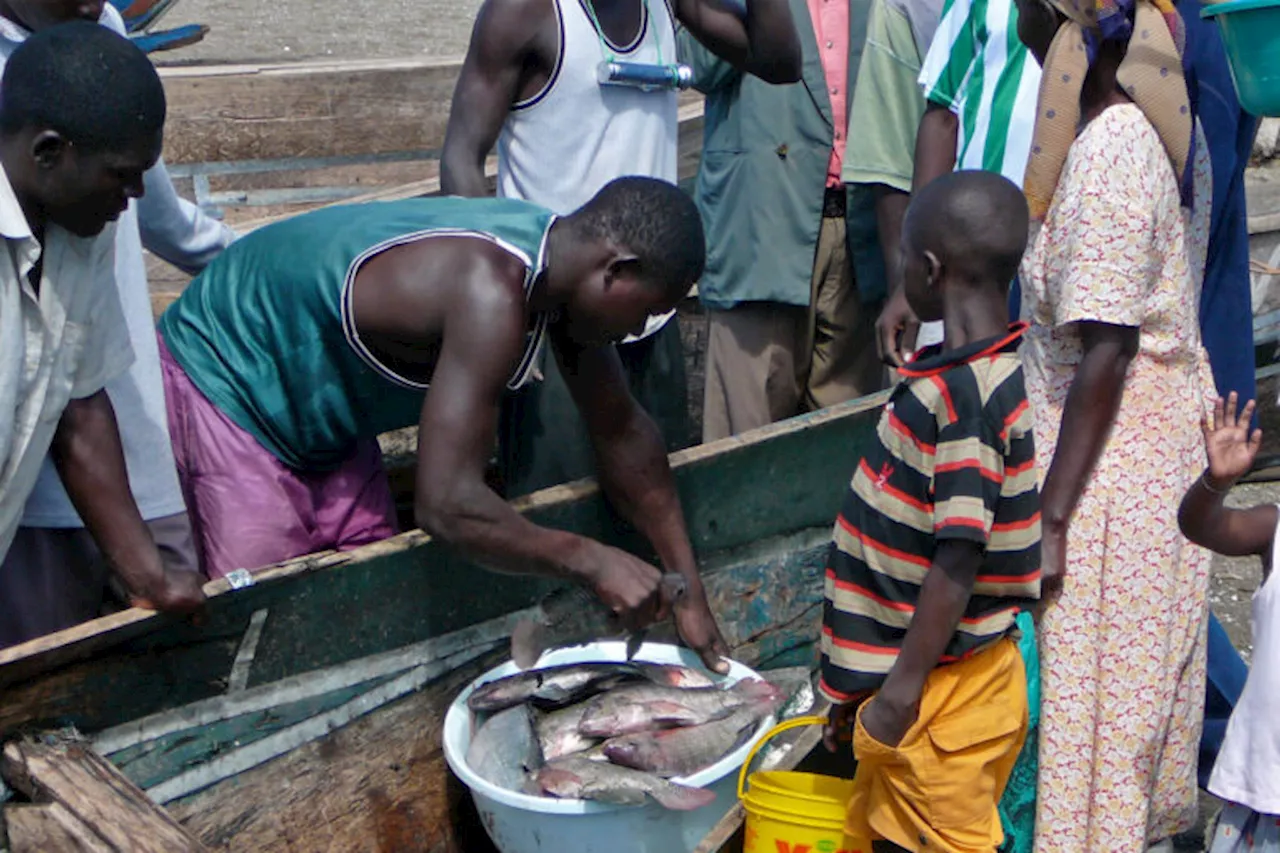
[156, 0, 483, 64]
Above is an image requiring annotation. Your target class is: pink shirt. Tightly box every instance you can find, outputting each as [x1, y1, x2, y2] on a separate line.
[807, 0, 849, 187]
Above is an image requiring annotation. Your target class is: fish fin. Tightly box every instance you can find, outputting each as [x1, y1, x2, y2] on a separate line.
[537, 767, 584, 798]
[510, 619, 547, 670]
[650, 783, 716, 812]
[732, 678, 786, 708]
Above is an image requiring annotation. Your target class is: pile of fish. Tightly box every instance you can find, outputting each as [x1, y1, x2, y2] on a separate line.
[464, 661, 784, 811]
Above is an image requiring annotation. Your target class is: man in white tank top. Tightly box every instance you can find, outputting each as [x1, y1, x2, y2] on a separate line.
[442, 0, 801, 670]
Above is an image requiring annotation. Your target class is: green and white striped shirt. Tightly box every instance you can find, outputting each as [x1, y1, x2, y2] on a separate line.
[917, 0, 1042, 184]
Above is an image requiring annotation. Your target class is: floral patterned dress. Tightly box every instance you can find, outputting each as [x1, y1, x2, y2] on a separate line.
[1020, 104, 1217, 852]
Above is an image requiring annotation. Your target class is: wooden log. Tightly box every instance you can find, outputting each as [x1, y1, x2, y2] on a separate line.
[4, 802, 112, 853]
[0, 738, 207, 852]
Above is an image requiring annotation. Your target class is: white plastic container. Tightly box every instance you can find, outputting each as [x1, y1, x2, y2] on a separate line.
[442, 641, 775, 853]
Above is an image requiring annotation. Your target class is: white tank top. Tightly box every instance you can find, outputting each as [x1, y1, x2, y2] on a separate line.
[1208, 509, 1280, 814]
[497, 0, 680, 341]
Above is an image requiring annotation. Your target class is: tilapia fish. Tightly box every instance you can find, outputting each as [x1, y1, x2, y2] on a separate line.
[536, 757, 716, 811]
[578, 678, 784, 738]
[604, 707, 765, 778]
[535, 702, 600, 762]
[467, 661, 715, 713]
[466, 704, 543, 793]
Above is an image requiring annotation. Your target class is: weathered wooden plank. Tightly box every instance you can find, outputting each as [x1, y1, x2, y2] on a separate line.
[158, 56, 704, 166]
[167, 651, 501, 853]
[0, 393, 885, 739]
[158, 58, 460, 165]
[4, 802, 112, 853]
[1, 738, 207, 852]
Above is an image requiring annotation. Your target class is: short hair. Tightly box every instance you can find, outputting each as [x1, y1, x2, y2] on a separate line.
[0, 21, 166, 152]
[904, 170, 1029, 287]
[570, 177, 706, 300]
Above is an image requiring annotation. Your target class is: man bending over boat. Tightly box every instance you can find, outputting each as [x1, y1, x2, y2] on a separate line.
[157, 176, 731, 669]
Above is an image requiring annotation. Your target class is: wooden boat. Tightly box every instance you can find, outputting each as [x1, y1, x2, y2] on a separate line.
[0, 392, 888, 852]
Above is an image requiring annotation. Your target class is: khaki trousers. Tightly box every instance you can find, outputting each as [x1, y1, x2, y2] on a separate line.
[702, 214, 885, 442]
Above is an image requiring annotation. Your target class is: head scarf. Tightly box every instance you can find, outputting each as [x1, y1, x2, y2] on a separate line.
[1022, 0, 1196, 220]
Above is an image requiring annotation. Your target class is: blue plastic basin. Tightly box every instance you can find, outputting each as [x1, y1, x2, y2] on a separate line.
[1203, 0, 1280, 117]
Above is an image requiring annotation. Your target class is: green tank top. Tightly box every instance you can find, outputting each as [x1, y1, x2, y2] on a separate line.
[159, 197, 556, 470]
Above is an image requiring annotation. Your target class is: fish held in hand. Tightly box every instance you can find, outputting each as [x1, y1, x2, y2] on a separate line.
[535, 757, 717, 811]
[535, 703, 601, 762]
[604, 708, 764, 778]
[466, 704, 543, 793]
[467, 663, 639, 713]
[578, 678, 783, 738]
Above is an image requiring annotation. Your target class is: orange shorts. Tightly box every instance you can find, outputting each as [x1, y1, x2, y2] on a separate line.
[846, 637, 1028, 853]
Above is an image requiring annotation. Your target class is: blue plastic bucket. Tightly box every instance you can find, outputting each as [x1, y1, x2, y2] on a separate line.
[1202, 0, 1280, 117]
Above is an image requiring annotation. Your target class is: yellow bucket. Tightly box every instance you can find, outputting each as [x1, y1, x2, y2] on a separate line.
[737, 715, 868, 853]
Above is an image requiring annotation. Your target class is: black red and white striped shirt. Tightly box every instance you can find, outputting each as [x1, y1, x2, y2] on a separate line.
[819, 323, 1041, 702]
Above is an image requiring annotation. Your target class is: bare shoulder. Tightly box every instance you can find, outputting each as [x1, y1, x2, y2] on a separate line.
[446, 238, 536, 341]
[471, 0, 557, 54]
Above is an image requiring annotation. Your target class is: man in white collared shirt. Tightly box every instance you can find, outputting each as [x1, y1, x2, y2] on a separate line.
[0, 0, 234, 651]
[0, 21, 204, 646]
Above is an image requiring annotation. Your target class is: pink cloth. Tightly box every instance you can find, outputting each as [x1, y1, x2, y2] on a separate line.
[158, 335, 398, 579]
[807, 0, 850, 186]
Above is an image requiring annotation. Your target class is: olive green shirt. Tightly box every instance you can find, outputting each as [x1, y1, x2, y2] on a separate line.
[842, 0, 940, 192]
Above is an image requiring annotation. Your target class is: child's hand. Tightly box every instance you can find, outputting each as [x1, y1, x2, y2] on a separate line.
[823, 701, 858, 753]
[1203, 392, 1262, 489]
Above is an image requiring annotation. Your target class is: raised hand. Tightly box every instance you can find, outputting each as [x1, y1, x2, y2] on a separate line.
[1203, 392, 1262, 489]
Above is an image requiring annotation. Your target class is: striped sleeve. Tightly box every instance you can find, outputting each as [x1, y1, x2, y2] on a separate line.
[918, 0, 978, 110]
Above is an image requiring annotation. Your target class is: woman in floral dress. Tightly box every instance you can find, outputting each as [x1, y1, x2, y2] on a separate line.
[1011, 0, 1217, 848]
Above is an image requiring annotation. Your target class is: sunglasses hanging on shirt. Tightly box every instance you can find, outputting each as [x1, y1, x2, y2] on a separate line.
[584, 0, 694, 91]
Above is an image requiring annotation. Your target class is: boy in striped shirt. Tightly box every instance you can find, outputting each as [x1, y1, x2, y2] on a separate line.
[821, 171, 1040, 853]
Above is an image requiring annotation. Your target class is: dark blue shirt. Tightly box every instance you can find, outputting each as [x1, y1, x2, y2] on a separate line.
[1181, 0, 1259, 403]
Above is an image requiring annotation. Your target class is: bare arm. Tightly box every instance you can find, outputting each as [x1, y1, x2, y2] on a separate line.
[52, 392, 204, 612]
[1039, 322, 1138, 595]
[411, 262, 665, 628]
[874, 186, 910, 284]
[912, 103, 959, 192]
[554, 327, 730, 670]
[440, 0, 544, 197]
[674, 0, 801, 83]
[1178, 393, 1277, 564]
[137, 159, 236, 274]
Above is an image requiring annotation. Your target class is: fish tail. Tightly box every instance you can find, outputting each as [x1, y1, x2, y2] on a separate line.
[650, 782, 716, 811]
